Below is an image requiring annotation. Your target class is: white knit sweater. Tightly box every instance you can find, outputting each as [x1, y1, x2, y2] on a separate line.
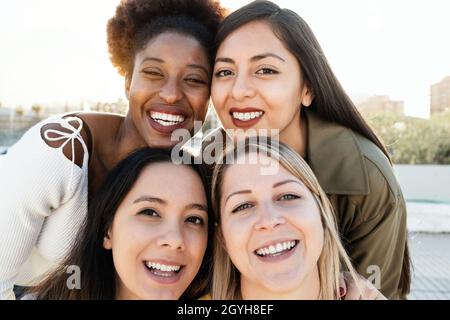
[0, 116, 89, 299]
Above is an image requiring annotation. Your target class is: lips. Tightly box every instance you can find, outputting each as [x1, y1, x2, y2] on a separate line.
[229, 107, 264, 128]
[146, 104, 192, 135]
[143, 259, 186, 285]
[253, 239, 300, 263]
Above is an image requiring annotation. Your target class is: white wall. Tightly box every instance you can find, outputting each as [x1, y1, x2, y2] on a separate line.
[395, 165, 450, 203]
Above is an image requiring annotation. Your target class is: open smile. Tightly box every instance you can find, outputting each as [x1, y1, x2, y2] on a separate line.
[143, 260, 186, 284]
[146, 108, 190, 135]
[229, 107, 264, 128]
[254, 240, 300, 262]
[150, 111, 186, 127]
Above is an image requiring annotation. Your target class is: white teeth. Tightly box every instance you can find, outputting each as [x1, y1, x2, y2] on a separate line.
[276, 243, 283, 252]
[232, 111, 263, 121]
[150, 111, 185, 126]
[146, 261, 181, 272]
[255, 241, 298, 257]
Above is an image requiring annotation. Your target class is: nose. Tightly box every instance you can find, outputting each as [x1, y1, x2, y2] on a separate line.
[159, 77, 183, 104]
[156, 223, 185, 251]
[254, 203, 285, 231]
[231, 72, 255, 102]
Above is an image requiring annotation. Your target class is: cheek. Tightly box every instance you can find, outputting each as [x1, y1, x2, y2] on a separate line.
[188, 89, 210, 118]
[221, 218, 250, 262]
[111, 220, 153, 260]
[211, 81, 229, 113]
[262, 74, 301, 107]
[295, 209, 324, 257]
[185, 228, 209, 267]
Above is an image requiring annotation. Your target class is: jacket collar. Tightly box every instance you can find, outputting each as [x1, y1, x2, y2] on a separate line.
[305, 109, 370, 195]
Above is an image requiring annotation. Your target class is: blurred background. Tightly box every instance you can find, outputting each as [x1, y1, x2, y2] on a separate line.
[1, 0, 449, 299]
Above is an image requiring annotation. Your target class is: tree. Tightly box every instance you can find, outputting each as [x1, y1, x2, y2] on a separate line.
[15, 106, 24, 117]
[367, 111, 450, 164]
[31, 103, 43, 118]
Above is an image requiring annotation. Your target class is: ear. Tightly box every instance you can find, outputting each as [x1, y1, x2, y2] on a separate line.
[124, 75, 131, 100]
[301, 83, 314, 107]
[103, 230, 112, 250]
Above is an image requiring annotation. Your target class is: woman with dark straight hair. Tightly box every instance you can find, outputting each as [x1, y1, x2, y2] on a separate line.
[207, 0, 410, 299]
[24, 148, 213, 299]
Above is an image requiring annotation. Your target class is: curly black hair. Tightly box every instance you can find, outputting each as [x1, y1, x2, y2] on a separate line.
[107, 0, 227, 77]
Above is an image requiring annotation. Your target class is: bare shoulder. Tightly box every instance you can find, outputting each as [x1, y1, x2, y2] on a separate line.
[38, 112, 125, 168]
[73, 112, 125, 133]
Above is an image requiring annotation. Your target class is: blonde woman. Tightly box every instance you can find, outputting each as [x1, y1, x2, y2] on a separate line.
[210, 139, 386, 300]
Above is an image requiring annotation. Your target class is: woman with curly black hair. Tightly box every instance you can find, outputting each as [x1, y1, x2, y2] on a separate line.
[0, 0, 226, 299]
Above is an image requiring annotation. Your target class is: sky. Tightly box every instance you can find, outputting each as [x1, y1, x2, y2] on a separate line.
[1, 0, 449, 118]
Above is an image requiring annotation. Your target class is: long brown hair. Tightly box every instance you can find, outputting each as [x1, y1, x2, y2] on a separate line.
[26, 148, 213, 299]
[210, 139, 362, 299]
[213, 0, 410, 296]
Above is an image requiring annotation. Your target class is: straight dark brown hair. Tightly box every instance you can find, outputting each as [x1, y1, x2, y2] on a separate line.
[214, 0, 410, 296]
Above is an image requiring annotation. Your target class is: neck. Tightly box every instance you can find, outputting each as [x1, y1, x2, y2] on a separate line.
[240, 265, 321, 300]
[104, 113, 147, 170]
[278, 108, 308, 158]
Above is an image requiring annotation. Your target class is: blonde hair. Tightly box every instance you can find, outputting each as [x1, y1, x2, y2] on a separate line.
[211, 138, 362, 300]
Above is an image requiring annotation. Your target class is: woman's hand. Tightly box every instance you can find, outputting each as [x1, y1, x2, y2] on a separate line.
[339, 271, 387, 300]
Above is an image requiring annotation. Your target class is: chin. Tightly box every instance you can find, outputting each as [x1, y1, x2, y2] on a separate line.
[262, 271, 305, 291]
[140, 289, 180, 300]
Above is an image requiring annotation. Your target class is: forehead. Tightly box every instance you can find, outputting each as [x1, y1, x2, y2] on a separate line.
[136, 32, 209, 65]
[222, 155, 299, 190]
[217, 20, 290, 58]
[129, 162, 206, 201]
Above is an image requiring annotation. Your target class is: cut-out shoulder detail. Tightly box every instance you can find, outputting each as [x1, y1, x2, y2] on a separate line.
[40, 117, 90, 169]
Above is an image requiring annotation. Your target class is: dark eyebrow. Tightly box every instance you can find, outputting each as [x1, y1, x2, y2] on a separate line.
[251, 53, 286, 63]
[140, 58, 208, 76]
[215, 57, 235, 64]
[215, 53, 285, 65]
[140, 57, 165, 64]
[273, 179, 302, 188]
[133, 196, 207, 212]
[133, 196, 167, 205]
[187, 64, 210, 76]
[186, 203, 208, 212]
[224, 190, 252, 205]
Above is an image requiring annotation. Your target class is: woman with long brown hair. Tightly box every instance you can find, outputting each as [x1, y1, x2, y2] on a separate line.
[24, 148, 214, 299]
[206, 0, 410, 299]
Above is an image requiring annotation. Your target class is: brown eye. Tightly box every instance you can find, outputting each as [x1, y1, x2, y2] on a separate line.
[186, 216, 205, 225]
[185, 77, 207, 85]
[214, 69, 233, 77]
[138, 208, 159, 217]
[256, 68, 278, 75]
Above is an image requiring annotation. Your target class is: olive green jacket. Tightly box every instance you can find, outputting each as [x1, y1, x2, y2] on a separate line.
[201, 109, 409, 299]
[304, 110, 408, 299]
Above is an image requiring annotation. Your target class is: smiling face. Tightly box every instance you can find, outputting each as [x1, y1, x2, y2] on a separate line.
[211, 21, 313, 136]
[219, 154, 323, 298]
[126, 32, 211, 148]
[103, 162, 208, 300]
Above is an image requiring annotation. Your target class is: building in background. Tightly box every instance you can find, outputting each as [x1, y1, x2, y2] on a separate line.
[431, 76, 450, 116]
[355, 95, 404, 116]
